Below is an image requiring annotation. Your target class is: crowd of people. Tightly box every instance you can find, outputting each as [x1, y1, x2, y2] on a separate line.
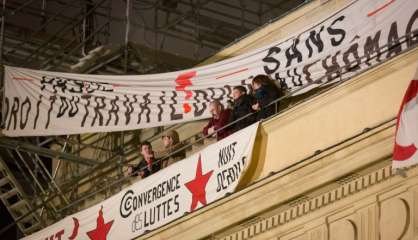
[127, 74, 282, 179]
[203, 74, 282, 140]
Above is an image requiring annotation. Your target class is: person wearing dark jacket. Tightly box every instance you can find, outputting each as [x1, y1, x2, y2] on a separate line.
[203, 100, 232, 140]
[251, 75, 282, 120]
[230, 86, 255, 132]
[127, 141, 161, 179]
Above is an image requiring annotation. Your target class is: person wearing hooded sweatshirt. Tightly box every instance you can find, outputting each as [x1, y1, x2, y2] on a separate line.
[159, 130, 186, 168]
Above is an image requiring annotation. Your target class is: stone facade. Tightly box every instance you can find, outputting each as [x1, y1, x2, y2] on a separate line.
[215, 162, 418, 240]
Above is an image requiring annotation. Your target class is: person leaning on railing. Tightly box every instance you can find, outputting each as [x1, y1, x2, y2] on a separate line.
[202, 100, 232, 140]
[230, 85, 256, 133]
[251, 75, 282, 121]
[127, 141, 161, 178]
[158, 130, 186, 168]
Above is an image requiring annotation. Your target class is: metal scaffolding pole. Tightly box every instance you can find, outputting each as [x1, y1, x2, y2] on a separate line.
[40, 135, 70, 217]
[24, 0, 108, 66]
[8, 0, 38, 16]
[93, 10, 222, 49]
[0, 138, 99, 166]
[154, 6, 158, 62]
[43, 20, 110, 70]
[0, 0, 6, 65]
[124, 0, 131, 73]
[0, 0, 5, 128]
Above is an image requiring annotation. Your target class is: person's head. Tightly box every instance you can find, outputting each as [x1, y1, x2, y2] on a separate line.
[209, 100, 223, 118]
[232, 86, 247, 100]
[139, 141, 152, 156]
[252, 75, 271, 90]
[161, 130, 180, 148]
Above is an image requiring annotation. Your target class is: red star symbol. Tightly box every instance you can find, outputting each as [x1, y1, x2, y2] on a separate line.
[86, 206, 114, 240]
[185, 154, 214, 212]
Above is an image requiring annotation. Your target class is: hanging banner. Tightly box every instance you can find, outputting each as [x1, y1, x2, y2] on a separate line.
[392, 69, 418, 169]
[22, 122, 259, 240]
[3, 0, 418, 136]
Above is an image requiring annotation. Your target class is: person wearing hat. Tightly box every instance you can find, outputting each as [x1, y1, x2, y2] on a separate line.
[159, 130, 186, 168]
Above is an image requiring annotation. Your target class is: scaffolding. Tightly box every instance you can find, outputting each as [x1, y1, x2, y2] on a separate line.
[0, 0, 312, 237]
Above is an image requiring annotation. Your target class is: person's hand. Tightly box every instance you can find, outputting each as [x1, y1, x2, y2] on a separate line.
[207, 127, 218, 138]
[252, 103, 260, 111]
[126, 166, 133, 176]
[207, 127, 215, 135]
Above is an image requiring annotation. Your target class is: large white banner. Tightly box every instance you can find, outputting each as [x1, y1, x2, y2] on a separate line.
[22, 123, 259, 240]
[3, 0, 418, 136]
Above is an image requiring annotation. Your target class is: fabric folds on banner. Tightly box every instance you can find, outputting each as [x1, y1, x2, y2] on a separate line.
[392, 69, 418, 169]
[3, 0, 418, 136]
[22, 122, 259, 240]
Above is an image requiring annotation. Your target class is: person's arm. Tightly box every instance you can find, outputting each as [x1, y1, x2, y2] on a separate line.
[255, 88, 269, 108]
[150, 155, 162, 173]
[251, 92, 261, 110]
[216, 109, 231, 130]
[147, 151, 162, 173]
[172, 141, 186, 159]
[126, 165, 134, 176]
[132, 162, 143, 177]
[203, 118, 214, 136]
[154, 149, 168, 168]
[229, 108, 238, 132]
[139, 170, 145, 178]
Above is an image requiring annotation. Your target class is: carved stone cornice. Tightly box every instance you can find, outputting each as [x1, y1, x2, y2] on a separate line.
[214, 162, 418, 240]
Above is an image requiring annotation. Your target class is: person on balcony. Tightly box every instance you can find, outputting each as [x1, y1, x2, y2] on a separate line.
[203, 100, 232, 140]
[127, 141, 161, 178]
[159, 130, 186, 168]
[230, 85, 255, 132]
[251, 75, 282, 121]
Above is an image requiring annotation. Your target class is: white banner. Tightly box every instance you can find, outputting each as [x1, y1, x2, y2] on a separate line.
[3, 0, 418, 136]
[22, 123, 259, 240]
